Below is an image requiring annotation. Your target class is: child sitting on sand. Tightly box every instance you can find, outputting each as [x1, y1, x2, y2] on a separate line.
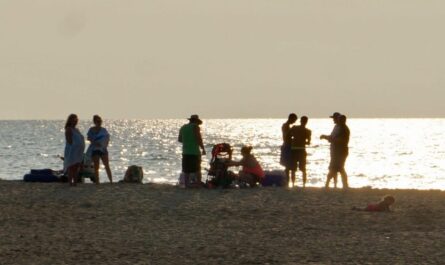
[352, 195, 395, 212]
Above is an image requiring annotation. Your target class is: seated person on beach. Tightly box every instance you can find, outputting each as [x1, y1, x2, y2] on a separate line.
[226, 146, 265, 187]
[352, 195, 395, 212]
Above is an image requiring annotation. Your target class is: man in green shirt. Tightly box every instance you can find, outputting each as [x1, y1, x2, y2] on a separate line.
[178, 115, 206, 187]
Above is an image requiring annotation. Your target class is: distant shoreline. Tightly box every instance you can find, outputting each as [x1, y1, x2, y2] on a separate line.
[3, 179, 445, 192]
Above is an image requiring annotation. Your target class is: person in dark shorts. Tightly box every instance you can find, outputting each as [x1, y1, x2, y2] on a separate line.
[178, 115, 206, 187]
[321, 113, 350, 189]
[280, 113, 297, 186]
[289, 116, 311, 187]
[87, 115, 113, 184]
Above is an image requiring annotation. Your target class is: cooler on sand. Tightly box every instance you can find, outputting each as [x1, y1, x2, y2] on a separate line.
[261, 170, 286, 187]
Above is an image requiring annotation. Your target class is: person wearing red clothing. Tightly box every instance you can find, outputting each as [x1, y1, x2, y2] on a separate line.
[352, 195, 395, 212]
[227, 146, 264, 187]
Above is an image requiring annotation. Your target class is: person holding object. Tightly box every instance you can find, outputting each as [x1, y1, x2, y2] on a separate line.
[320, 113, 350, 189]
[178, 114, 206, 187]
[64, 114, 85, 186]
[86, 115, 113, 183]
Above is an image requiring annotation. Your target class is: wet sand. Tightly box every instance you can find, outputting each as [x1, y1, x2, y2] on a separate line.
[0, 180, 444, 264]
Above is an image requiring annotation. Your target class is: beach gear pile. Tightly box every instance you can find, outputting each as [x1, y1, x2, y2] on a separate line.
[121, 165, 144, 183]
[23, 169, 64, 182]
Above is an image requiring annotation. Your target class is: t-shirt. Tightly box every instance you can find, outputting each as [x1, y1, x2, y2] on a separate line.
[240, 155, 265, 178]
[179, 123, 200, 155]
[87, 127, 110, 152]
[330, 124, 349, 152]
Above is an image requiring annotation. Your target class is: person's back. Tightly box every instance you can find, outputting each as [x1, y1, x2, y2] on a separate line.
[241, 154, 264, 176]
[332, 120, 350, 151]
[179, 123, 200, 155]
[338, 124, 350, 147]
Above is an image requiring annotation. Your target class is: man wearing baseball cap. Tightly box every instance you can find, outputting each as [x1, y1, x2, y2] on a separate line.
[320, 112, 349, 189]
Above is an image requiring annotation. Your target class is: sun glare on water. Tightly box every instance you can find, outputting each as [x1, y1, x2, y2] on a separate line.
[0, 119, 444, 190]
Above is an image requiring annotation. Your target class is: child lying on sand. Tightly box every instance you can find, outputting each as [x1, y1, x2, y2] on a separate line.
[352, 195, 395, 212]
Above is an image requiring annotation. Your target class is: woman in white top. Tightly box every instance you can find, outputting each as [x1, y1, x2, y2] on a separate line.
[86, 115, 113, 183]
[64, 114, 85, 186]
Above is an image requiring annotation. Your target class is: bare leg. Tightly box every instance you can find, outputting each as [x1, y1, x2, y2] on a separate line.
[325, 170, 336, 188]
[196, 171, 202, 183]
[183, 173, 189, 187]
[92, 155, 100, 184]
[291, 170, 296, 187]
[285, 169, 290, 187]
[68, 164, 80, 186]
[333, 175, 338, 188]
[100, 155, 113, 183]
[339, 169, 349, 189]
[302, 169, 307, 188]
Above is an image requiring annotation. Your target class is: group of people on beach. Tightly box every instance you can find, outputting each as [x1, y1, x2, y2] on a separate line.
[63, 112, 349, 189]
[177, 112, 350, 189]
[280, 112, 350, 189]
[64, 114, 112, 186]
[178, 115, 264, 188]
[62, 112, 396, 211]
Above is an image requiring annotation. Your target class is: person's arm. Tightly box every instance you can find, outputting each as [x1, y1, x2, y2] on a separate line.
[178, 128, 183, 143]
[104, 128, 110, 147]
[306, 130, 312, 145]
[65, 127, 73, 145]
[320, 135, 331, 142]
[194, 126, 206, 155]
[87, 128, 93, 142]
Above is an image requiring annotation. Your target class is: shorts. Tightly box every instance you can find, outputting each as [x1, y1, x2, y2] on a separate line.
[329, 148, 348, 171]
[182, 154, 201, 174]
[280, 144, 292, 169]
[289, 149, 306, 171]
[92, 150, 108, 157]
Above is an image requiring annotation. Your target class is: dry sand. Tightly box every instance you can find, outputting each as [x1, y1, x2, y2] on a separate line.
[0, 180, 444, 265]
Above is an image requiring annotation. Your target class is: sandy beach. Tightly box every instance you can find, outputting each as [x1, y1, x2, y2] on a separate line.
[0, 181, 444, 265]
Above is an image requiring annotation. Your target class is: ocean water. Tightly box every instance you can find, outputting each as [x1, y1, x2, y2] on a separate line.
[0, 119, 444, 190]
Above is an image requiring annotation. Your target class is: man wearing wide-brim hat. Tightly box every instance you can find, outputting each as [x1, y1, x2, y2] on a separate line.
[178, 114, 206, 187]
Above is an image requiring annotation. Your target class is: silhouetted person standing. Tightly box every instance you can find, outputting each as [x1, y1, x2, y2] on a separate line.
[321, 113, 349, 189]
[178, 115, 206, 187]
[289, 116, 311, 187]
[280, 113, 297, 186]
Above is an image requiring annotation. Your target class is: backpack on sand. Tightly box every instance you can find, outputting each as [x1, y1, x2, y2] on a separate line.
[122, 165, 144, 183]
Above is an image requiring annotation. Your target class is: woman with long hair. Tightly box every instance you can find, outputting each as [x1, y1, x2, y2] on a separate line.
[64, 114, 85, 186]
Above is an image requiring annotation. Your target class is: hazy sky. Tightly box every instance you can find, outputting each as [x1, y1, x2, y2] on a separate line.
[1, 1, 444, 119]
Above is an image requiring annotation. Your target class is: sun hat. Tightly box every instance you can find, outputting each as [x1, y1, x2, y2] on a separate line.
[188, 114, 203, 124]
